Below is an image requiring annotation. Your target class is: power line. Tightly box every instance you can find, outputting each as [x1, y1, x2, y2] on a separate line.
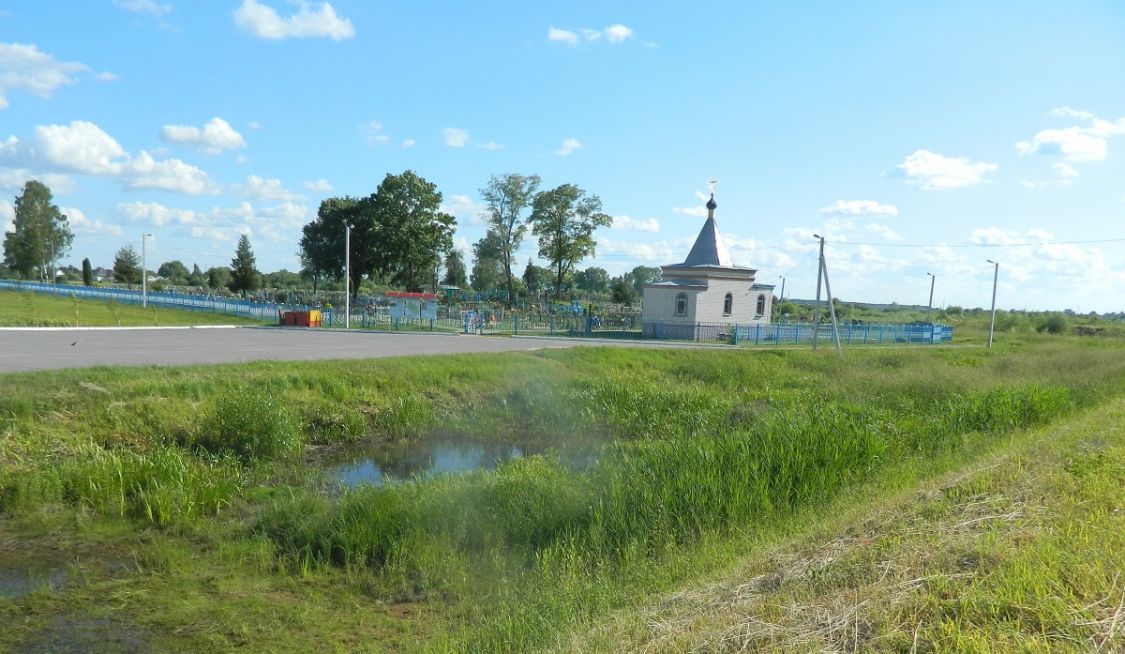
[831, 236, 1125, 249]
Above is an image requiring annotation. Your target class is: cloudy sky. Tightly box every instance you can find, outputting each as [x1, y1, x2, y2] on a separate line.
[2, 1, 1124, 311]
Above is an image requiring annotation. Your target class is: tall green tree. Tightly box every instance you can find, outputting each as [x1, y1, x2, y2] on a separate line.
[113, 244, 142, 286]
[529, 184, 612, 299]
[187, 264, 206, 286]
[299, 197, 361, 296]
[360, 171, 455, 292]
[611, 275, 640, 305]
[3, 180, 74, 280]
[441, 249, 467, 288]
[157, 260, 190, 285]
[206, 266, 230, 290]
[628, 265, 661, 293]
[480, 173, 540, 307]
[573, 266, 610, 294]
[81, 258, 93, 286]
[228, 234, 260, 297]
[521, 259, 549, 296]
[470, 231, 504, 292]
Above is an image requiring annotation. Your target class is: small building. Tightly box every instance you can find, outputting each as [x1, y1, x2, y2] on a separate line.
[642, 193, 773, 338]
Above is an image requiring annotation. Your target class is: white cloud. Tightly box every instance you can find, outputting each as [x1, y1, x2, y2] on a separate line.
[596, 236, 683, 261]
[114, 0, 171, 16]
[302, 178, 332, 192]
[672, 206, 708, 218]
[247, 121, 262, 130]
[160, 117, 246, 154]
[61, 205, 123, 237]
[236, 174, 302, 202]
[233, 0, 354, 41]
[401, 139, 415, 148]
[547, 27, 578, 45]
[0, 170, 75, 194]
[32, 120, 127, 174]
[440, 194, 485, 225]
[0, 120, 217, 194]
[0, 42, 90, 110]
[820, 199, 899, 217]
[479, 141, 503, 150]
[121, 151, 216, 194]
[118, 201, 203, 227]
[555, 137, 583, 156]
[361, 120, 390, 146]
[1048, 106, 1093, 120]
[1, 200, 13, 233]
[864, 223, 904, 241]
[120, 199, 308, 244]
[547, 24, 636, 45]
[1016, 108, 1125, 163]
[610, 215, 660, 233]
[896, 149, 998, 190]
[604, 24, 634, 43]
[1053, 162, 1079, 178]
[1016, 127, 1108, 161]
[443, 128, 469, 148]
[94, 71, 118, 82]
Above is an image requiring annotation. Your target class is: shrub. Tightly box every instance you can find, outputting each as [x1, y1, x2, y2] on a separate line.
[197, 386, 303, 459]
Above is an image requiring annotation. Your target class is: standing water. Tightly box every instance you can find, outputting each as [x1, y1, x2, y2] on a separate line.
[324, 437, 603, 488]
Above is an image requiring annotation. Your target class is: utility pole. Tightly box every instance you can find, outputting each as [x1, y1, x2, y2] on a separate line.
[812, 234, 843, 357]
[986, 259, 999, 347]
[812, 238, 824, 351]
[142, 233, 152, 307]
[344, 224, 351, 329]
[926, 272, 935, 324]
[778, 275, 786, 303]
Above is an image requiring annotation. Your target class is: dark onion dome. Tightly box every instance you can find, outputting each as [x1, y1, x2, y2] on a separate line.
[706, 194, 717, 210]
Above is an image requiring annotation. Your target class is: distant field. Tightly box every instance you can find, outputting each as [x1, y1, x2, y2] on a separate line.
[0, 290, 265, 327]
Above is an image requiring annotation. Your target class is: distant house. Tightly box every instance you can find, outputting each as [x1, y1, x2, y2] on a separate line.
[642, 193, 773, 338]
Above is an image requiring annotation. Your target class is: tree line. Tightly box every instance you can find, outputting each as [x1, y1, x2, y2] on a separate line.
[300, 171, 616, 306]
[5, 171, 631, 305]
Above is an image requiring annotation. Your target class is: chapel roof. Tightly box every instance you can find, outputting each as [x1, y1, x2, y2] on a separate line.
[663, 194, 752, 271]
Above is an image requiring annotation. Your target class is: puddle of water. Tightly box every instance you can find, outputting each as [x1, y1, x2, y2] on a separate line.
[16, 616, 155, 654]
[325, 438, 603, 488]
[0, 565, 68, 600]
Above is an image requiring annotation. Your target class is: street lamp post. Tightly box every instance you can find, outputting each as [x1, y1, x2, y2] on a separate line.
[926, 272, 935, 323]
[344, 224, 351, 329]
[142, 233, 152, 308]
[777, 275, 786, 321]
[986, 259, 999, 348]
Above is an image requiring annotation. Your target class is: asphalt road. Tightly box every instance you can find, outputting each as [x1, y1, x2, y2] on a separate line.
[0, 327, 706, 374]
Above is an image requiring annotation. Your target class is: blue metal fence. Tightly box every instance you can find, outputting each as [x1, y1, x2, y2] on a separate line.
[0, 280, 293, 320]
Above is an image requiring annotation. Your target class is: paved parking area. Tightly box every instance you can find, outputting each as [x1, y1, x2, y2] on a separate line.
[0, 327, 704, 373]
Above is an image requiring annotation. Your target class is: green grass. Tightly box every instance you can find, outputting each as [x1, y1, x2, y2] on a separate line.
[554, 396, 1125, 653]
[1, 336, 1124, 652]
[0, 290, 265, 327]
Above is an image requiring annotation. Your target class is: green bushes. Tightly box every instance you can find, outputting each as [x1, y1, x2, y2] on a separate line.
[196, 386, 303, 459]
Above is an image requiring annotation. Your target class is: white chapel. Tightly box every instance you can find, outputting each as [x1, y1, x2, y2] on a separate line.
[642, 192, 773, 338]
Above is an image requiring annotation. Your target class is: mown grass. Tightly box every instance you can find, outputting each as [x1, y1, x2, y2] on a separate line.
[0, 290, 263, 327]
[1, 335, 1124, 651]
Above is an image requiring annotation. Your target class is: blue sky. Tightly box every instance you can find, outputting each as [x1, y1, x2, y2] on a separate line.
[2, 1, 1123, 311]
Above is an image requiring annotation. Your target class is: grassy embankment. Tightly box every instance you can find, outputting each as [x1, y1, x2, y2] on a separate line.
[0, 290, 264, 327]
[1, 335, 1124, 651]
